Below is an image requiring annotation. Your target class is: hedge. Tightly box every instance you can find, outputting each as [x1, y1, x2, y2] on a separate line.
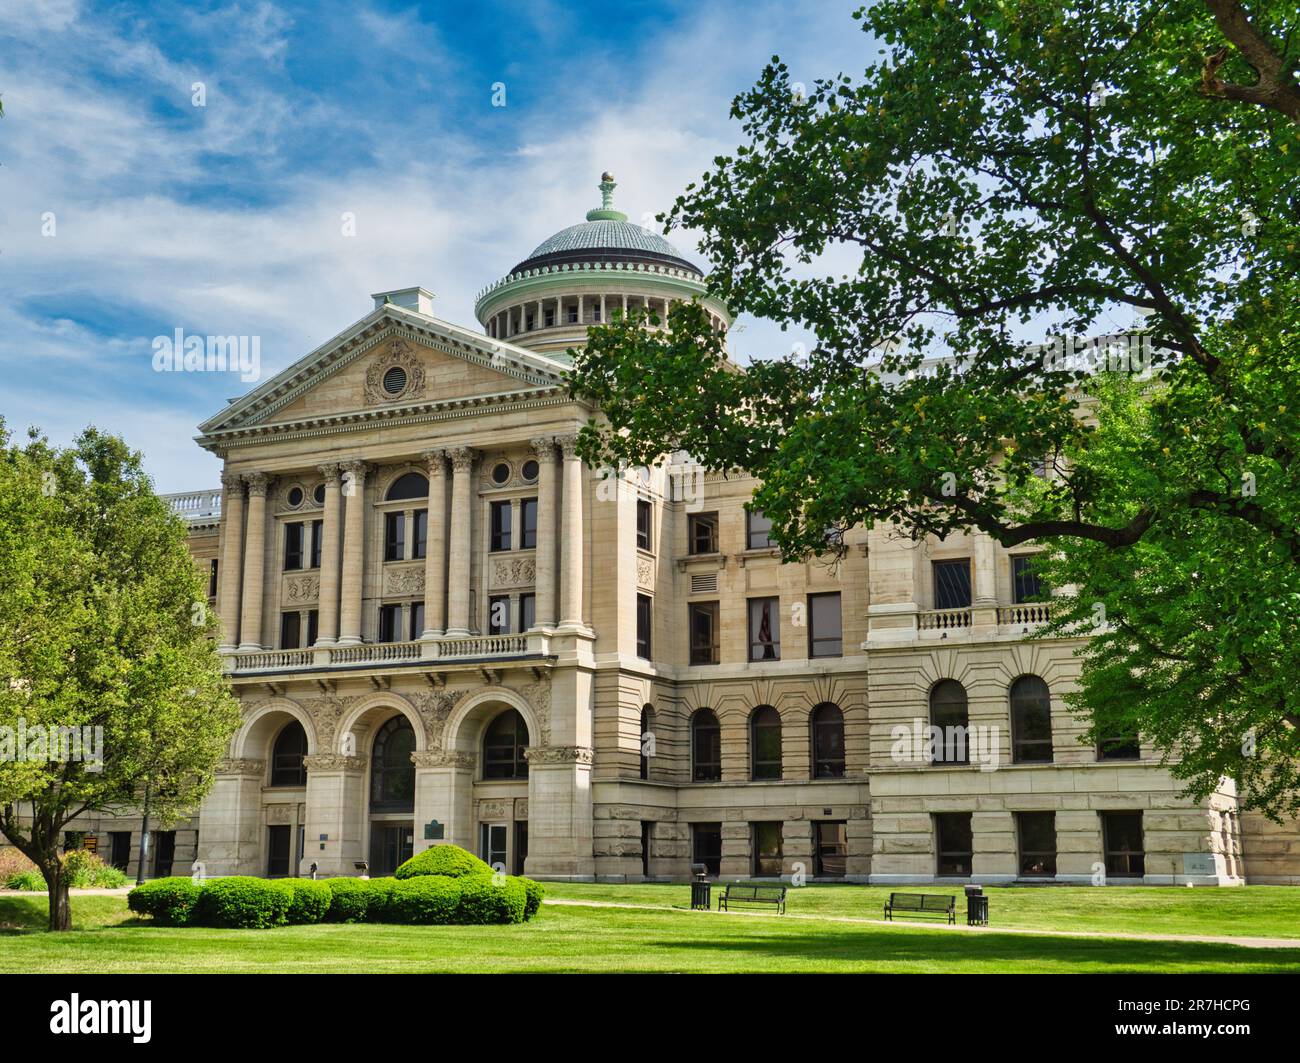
[455, 874, 527, 925]
[322, 877, 371, 923]
[519, 877, 545, 920]
[195, 876, 295, 929]
[285, 879, 332, 925]
[127, 877, 201, 926]
[363, 877, 401, 923]
[388, 875, 462, 924]
[394, 844, 492, 880]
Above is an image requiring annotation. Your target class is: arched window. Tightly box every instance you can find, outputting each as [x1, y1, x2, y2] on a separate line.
[811, 703, 845, 778]
[1010, 675, 1053, 763]
[640, 704, 655, 781]
[750, 706, 782, 780]
[270, 720, 307, 787]
[929, 680, 969, 765]
[483, 709, 530, 780]
[370, 716, 415, 812]
[385, 471, 429, 501]
[691, 709, 721, 782]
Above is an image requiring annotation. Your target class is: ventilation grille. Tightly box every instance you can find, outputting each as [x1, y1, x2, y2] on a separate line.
[690, 573, 718, 594]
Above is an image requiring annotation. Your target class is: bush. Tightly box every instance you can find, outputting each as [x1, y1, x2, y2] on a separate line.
[0, 847, 37, 880]
[285, 879, 332, 925]
[394, 844, 493, 880]
[59, 849, 128, 888]
[322, 877, 371, 923]
[4, 869, 47, 891]
[519, 877, 545, 920]
[388, 876, 462, 924]
[455, 874, 527, 925]
[363, 877, 401, 923]
[128, 877, 201, 926]
[195, 876, 295, 929]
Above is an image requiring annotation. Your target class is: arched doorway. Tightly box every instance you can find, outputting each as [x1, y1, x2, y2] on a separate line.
[368, 715, 416, 875]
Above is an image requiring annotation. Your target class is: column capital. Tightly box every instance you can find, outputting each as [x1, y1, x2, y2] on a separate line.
[243, 471, 271, 496]
[446, 446, 476, 473]
[221, 470, 244, 492]
[339, 459, 370, 479]
[421, 449, 448, 477]
[529, 436, 556, 460]
[317, 463, 342, 484]
[215, 757, 266, 777]
[555, 434, 581, 460]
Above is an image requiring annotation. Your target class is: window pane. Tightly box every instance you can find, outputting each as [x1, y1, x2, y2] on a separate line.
[748, 597, 780, 661]
[753, 822, 782, 876]
[689, 602, 720, 665]
[692, 710, 720, 781]
[636, 499, 652, 551]
[935, 812, 973, 876]
[280, 611, 301, 649]
[933, 559, 972, 609]
[815, 821, 847, 877]
[751, 707, 782, 780]
[1012, 555, 1044, 603]
[1011, 675, 1053, 763]
[490, 501, 512, 551]
[929, 681, 970, 765]
[747, 509, 773, 549]
[811, 703, 845, 778]
[691, 823, 722, 877]
[412, 510, 427, 560]
[488, 595, 510, 635]
[1017, 811, 1056, 876]
[809, 593, 842, 657]
[284, 522, 304, 570]
[409, 602, 425, 640]
[636, 594, 652, 659]
[483, 710, 529, 779]
[310, 520, 323, 568]
[520, 593, 536, 631]
[521, 498, 538, 549]
[688, 512, 719, 554]
[1102, 811, 1145, 876]
[384, 512, 405, 561]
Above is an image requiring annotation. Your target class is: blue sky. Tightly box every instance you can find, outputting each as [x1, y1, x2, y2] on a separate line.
[0, 0, 873, 490]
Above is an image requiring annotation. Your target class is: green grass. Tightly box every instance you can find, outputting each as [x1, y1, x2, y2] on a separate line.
[1, 886, 1299, 973]
[542, 882, 1300, 940]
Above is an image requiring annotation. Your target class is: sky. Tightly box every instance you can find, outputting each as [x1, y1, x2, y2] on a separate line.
[0, 0, 876, 492]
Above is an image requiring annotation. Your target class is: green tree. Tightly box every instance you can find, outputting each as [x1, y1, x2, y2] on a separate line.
[571, 1, 1300, 814]
[0, 420, 241, 930]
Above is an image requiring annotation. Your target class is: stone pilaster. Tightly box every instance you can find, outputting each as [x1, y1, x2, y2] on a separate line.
[530, 436, 558, 629]
[315, 463, 343, 645]
[557, 434, 585, 630]
[337, 460, 369, 645]
[445, 446, 475, 636]
[217, 471, 245, 651]
[237, 472, 269, 651]
[421, 450, 448, 637]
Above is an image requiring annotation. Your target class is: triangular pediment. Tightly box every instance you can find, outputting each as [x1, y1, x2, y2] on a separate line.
[197, 304, 572, 446]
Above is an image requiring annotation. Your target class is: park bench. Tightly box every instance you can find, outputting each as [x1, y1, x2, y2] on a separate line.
[717, 882, 787, 914]
[883, 892, 956, 924]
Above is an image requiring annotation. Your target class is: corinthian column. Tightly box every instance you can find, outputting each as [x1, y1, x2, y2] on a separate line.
[337, 460, 370, 645]
[445, 447, 475, 636]
[217, 471, 245, 651]
[557, 434, 585, 629]
[315, 464, 343, 644]
[530, 437, 557, 629]
[237, 472, 270, 651]
[421, 449, 448, 637]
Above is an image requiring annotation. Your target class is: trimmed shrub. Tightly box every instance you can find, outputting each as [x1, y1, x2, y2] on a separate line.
[455, 874, 527, 925]
[394, 844, 492, 880]
[519, 877, 545, 920]
[285, 879, 332, 925]
[4, 869, 47, 891]
[195, 876, 294, 929]
[322, 877, 371, 923]
[128, 877, 201, 926]
[388, 875, 462, 924]
[363, 877, 401, 923]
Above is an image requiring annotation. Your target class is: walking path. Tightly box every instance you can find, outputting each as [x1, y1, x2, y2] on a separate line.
[544, 896, 1300, 951]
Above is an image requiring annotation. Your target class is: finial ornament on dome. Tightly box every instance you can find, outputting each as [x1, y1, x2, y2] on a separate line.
[586, 171, 627, 223]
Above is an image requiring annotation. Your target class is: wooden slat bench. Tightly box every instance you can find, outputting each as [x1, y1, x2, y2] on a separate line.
[717, 882, 787, 914]
[883, 892, 956, 924]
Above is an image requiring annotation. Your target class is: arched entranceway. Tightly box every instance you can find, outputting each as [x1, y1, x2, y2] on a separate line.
[368, 715, 416, 875]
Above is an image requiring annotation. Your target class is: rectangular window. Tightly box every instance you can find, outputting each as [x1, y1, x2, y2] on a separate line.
[815, 821, 847, 878]
[280, 611, 301, 650]
[688, 601, 720, 665]
[378, 604, 402, 643]
[153, 830, 176, 878]
[746, 509, 774, 550]
[1012, 555, 1044, 603]
[479, 823, 508, 871]
[108, 831, 132, 872]
[409, 602, 425, 641]
[488, 594, 511, 635]
[544, 308, 555, 328]
[691, 823, 722, 877]
[636, 594, 652, 659]
[306, 609, 319, 647]
[808, 592, 843, 658]
[520, 498, 538, 549]
[688, 511, 719, 555]
[310, 519, 323, 569]
[208, 558, 219, 598]
[384, 512, 405, 562]
[567, 305, 578, 324]
[636, 498, 652, 551]
[520, 593, 536, 631]
[641, 821, 653, 878]
[490, 500, 512, 552]
[267, 825, 291, 878]
[933, 558, 972, 609]
[1102, 811, 1145, 877]
[1017, 811, 1057, 877]
[748, 596, 780, 661]
[1098, 733, 1141, 761]
[284, 522, 305, 570]
[752, 822, 783, 877]
[935, 812, 973, 876]
[412, 509, 428, 560]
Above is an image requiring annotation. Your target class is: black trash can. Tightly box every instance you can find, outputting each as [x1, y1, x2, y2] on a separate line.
[964, 884, 988, 926]
[689, 863, 712, 911]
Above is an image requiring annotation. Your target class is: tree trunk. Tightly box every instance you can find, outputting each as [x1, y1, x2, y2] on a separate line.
[43, 861, 72, 932]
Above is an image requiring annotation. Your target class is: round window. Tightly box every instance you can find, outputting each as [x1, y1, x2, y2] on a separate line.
[382, 365, 408, 396]
[313, 483, 326, 505]
[491, 462, 511, 485]
[286, 486, 304, 507]
[521, 459, 539, 483]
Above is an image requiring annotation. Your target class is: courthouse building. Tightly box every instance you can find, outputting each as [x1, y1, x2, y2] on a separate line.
[61, 176, 1300, 885]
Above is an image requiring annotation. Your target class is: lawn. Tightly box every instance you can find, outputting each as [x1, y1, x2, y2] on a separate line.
[1, 885, 1298, 973]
